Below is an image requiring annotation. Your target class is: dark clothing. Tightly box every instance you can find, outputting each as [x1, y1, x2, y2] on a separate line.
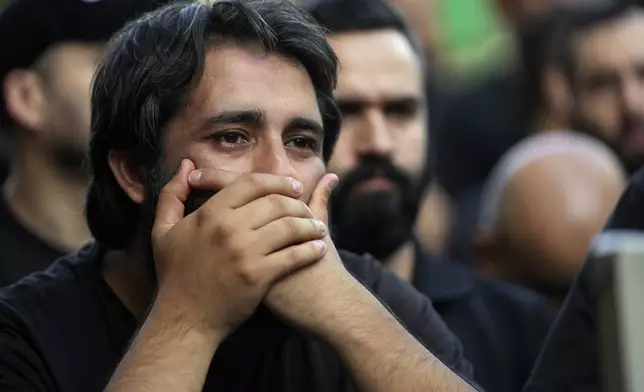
[0, 242, 474, 392]
[524, 166, 644, 392]
[0, 198, 65, 287]
[413, 245, 556, 392]
[433, 73, 528, 200]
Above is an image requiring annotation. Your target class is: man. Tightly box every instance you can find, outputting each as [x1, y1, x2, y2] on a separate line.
[475, 131, 626, 306]
[308, 1, 556, 391]
[558, 2, 644, 173]
[0, 1, 476, 391]
[0, 0, 172, 286]
[524, 165, 644, 392]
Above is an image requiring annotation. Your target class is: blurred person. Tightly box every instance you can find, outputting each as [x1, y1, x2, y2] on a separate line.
[0, 2, 477, 391]
[557, 1, 644, 173]
[0, 0, 172, 286]
[475, 131, 626, 306]
[437, 1, 589, 264]
[310, 1, 556, 391]
[524, 166, 644, 392]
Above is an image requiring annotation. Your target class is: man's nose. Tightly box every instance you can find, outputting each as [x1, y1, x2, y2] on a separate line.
[354, 108, 394, 158]
[254, 137, 299, 179]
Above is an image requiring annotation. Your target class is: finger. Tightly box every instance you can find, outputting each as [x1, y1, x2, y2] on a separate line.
[187, 168, 243, 191]
[261, 240, 328, 282]
[207, 172, 303, 210]
[152, 159, 196, 239]
[308, 173, 339, 224]
[254, 217, 327, 255]
[241, 194, 314, 230]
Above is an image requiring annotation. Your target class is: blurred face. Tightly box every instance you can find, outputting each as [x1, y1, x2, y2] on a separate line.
[328, 30, 427, 261]
[145, 46, 326, 218]
[39, 43, 102, 173]
[570, 10, 644, 172]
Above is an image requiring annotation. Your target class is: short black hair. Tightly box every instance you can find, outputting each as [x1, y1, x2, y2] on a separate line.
[517, 7, 572, 122]
[86, 0, 340, 250]
[559, 1, 644, 88]
[306, 0, 424, 60]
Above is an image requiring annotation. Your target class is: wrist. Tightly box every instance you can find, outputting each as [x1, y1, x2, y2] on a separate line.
[150, 288, 226, 350]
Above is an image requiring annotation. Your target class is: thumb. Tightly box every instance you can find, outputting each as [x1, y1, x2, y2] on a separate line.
[308, 173, 339, 224]
[151, 159, 196, 240]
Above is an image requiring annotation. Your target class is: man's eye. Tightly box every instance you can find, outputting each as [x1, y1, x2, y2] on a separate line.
[214, 131, 248, 146]
[286, 136, 319, 151]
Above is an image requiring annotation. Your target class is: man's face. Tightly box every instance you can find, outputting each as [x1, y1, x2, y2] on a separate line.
[570, 10, 644, 172]
[145, 45, 326, 221]
[39, 43, 102, 173]
[327, 30, 427, 261]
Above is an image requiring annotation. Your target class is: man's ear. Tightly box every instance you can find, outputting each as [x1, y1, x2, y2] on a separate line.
[472, 230, 502, 278]
[3, 69, 47, 133]
[108, 150, 146, 205]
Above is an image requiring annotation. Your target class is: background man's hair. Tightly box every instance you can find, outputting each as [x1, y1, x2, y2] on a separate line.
[86, 0, 340, 250]
[557, 1, 644, 88]
[517, 7, 572, 125]
[306, 0, 425, 62]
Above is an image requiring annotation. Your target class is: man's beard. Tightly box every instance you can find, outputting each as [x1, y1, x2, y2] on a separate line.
[138, 160, 218, 279]
[571, 109, 644, 173]
[330, 155, 421, 263]
[51, 140, 89, 179]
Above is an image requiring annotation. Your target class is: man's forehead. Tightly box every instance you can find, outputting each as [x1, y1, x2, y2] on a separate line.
[185, 46, 322, 120]
[330, 30, 423, 99]
[573, 10, 644, 74]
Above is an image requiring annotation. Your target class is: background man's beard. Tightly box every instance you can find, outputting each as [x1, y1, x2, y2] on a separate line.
[330, 156, 421, 263]
[571, 110, 644, 173]
[51, 142, 89, 180]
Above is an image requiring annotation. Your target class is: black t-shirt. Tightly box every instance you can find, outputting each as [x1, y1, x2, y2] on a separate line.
[0, 242, 474, 392]
[0, 198, 65, 287]
[523, 167, 644, 392]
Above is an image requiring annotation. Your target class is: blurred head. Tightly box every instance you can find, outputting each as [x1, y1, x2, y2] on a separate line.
[0, 0, 169, 176]
[385, 0, 436, 59]
[309, 0, 427, 261]
[560, 3, 644, 173]
[87, 0, 339, 252]
[475, 132, 626, 301]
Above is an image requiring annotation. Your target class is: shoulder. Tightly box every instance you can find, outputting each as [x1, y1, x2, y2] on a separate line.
[0, 243, 101, 357]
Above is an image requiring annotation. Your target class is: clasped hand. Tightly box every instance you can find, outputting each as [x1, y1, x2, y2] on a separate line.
[150, 159, 351, 342]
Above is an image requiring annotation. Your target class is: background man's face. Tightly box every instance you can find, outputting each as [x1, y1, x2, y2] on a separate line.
[327, 29, 427, 261]
[570, 10, 644, 172]
[147, 45, 326, 215]
[39, 42, 102, 172]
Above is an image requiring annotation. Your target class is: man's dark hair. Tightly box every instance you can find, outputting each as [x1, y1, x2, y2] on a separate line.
[86, 0, 340, 250]
[559, 1, 644, 88]
[518, 8, 572, 123]
[306, 0, 425, 62]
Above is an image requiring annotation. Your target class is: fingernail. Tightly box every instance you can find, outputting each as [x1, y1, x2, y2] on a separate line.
[329, 174, 339, 190]
[189, 170, 202, 182]
[291, 179, 303, 194]
[315, 220, 327, 234]
[313, 240, 327, 251]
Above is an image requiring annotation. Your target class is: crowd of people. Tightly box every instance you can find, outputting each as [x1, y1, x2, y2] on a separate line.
[0, 0, 642, 391]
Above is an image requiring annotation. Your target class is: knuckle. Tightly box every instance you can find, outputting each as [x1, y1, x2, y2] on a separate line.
[244, 173, 264, 191]
[282, 217, 301, 236]
[214, 215, 236, 239]
[267, 194, 286, 211]
[237, 262, 259, 286]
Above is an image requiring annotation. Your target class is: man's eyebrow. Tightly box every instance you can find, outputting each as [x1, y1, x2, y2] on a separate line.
[284, 117, 325, 137]
[200, 109, 266, 130]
